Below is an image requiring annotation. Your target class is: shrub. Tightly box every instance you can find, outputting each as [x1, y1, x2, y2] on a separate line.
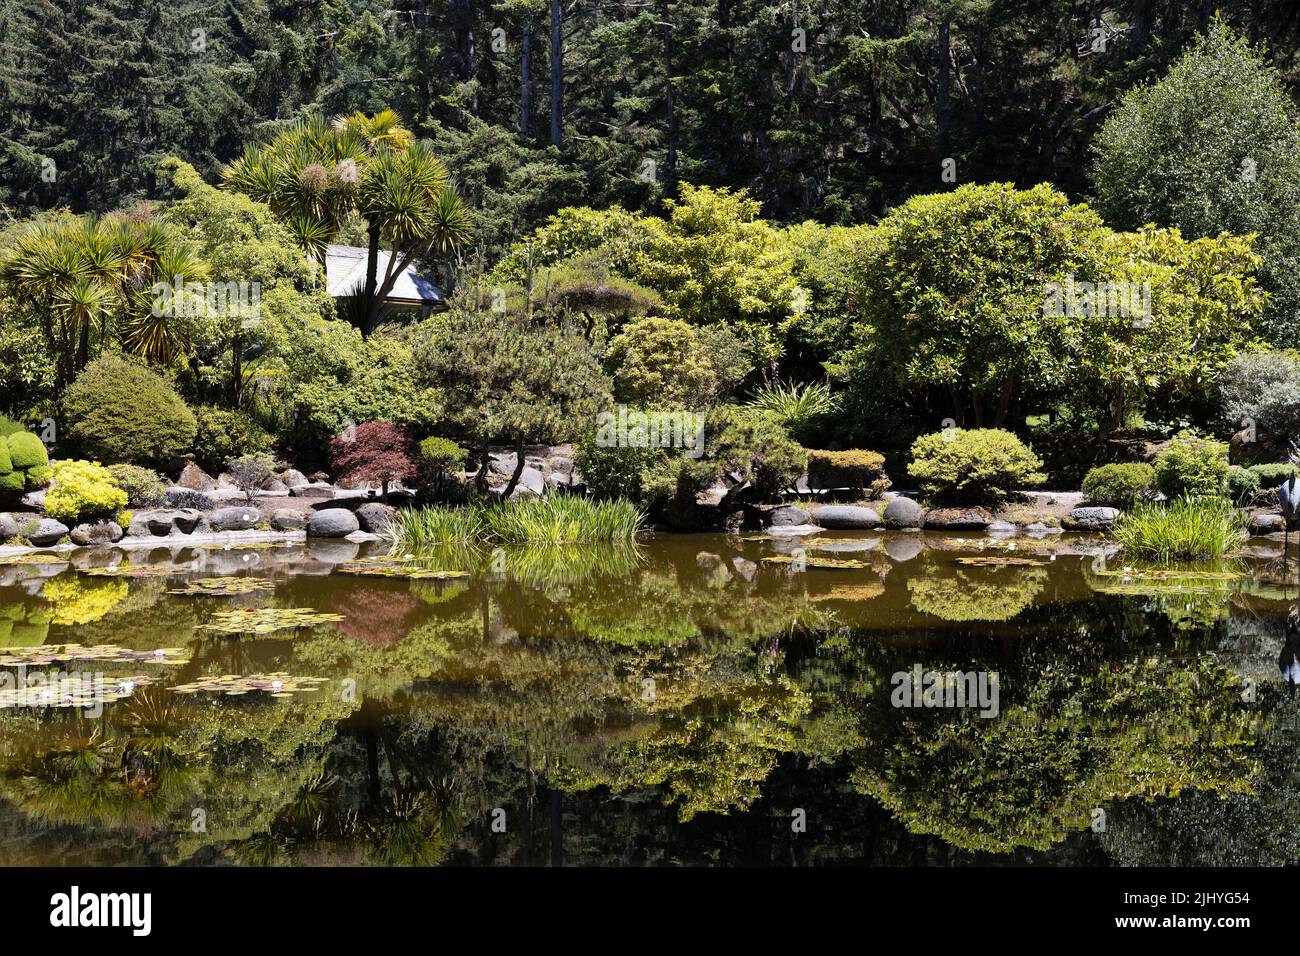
[2, 430, 51, 490]
[705, 406, 807, 502]
[1153, 431, 1229, 499]
[1081, 462, 1156, 507]
[574, 423, 665, 503]
[43, 460, 128, 524]
[909, 428, 1045, 504]
[1218, 351, 1300, 446]
[1226, 465, 1261, 504]
[330, 421, 417, 500]
[417, 436, 468, 501]
[192, 405, 274, 474]
[806, 449, 890, 497]
[1247, 462, 1298, 485]
[226, 453, 276, 501]
[1113, 498, 1247, 561]
[64, 355, 196, 466]
[106, 464, 166, 507]
[606, 317, 718, 409]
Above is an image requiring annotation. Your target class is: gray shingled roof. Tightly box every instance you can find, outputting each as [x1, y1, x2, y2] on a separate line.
[324, 244, 445, 306]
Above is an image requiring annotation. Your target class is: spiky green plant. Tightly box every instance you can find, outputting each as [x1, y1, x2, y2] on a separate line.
[746, 380, 838, 434]
[1112, 497, 1248, 561]
[384, 497, 644, 552]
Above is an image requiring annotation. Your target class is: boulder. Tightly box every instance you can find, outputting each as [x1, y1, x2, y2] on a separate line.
[164, 487, 214, 510]
[262, 477, 288, 494]
[883, 496, 925, 529]
[20, 490, 45, 510]
[767, 505, 811, 528]
[290, 482, 334, 499]
[280, 468, 309, 489]
[517, 466, 546, 496]
[924, 507, 994, 531]
[210, 506, 262, 532]
[987, 520, 1018, 535]
[1248, 512, 1286, 534]
[545, 472, 575, 494]
[356, 502, 396, 535]
[131, 508, 204, 537]
[307, 508, 360, 538]
[814, 504, 882, 530]
[270, 509, 307, 531]
[489, 454, 517, 477]
[26, 518, 69, 547]
[550, 456, 574, 475]
[70, 520, 124, 546]
[1064, 506, 1119, 531]
[0, 514, 17, 540]
[176, 462, 215, 491]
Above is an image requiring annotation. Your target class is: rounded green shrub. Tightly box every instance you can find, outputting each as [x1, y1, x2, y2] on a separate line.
[1153, 431, 1229, 499]
[1226, 465, 1261, 503]
[1081, 462, 1156, 507]
[1246, 462, 1298, 485]
[575, 425, 663, 503]
[607, 317, 718, 409]
[806, 448, 891, 496]
[64, 355, 197, 467]
[909, 428, 1045, 504]
[106, 463, 167, 507]
[418, 436, 467, 474]
[43, 460, 128, 524]
[5, 430, 48, 471]
[192, 405, 273, 475]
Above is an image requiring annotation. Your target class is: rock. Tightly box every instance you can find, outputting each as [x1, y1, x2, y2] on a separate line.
[131, 508, 204, 536]
[517, 466, 546, 496]
[307, 471, 330, 483]
[489, 454, 517, 477]
[767, 505, 811, 527]
[344, 530, 378, 543]
[20, 490, 45, 510]
[290, 482, 334, 499]
[550, 456, 574, 475]
[814, 504, 882, 529]
[262, 477, 288, 493]
[26, 518, 69, 547]
[356, 502, 396, 535]
[176, 462, 215, 491]
[883, 497, 925, 529]
[307, 508, 360, 538]
[987, 520, 1018, 535]
[164, 487, 214, 510]
[766, 524, 825, 536]
[924, 506, 994, 531]
[0, 514, 17, 539]
[280, 469, 309, 489]
[210, 506, 262, 532]
[1248, 512, 1286, 534]
[1064, 506, 1119, 531]
[253, 488, 289, 499]
[270, 509, 307, 531]
[216, 474, 237, 490]
[545, 472, 575, 493]
[70, 520, 124, 546]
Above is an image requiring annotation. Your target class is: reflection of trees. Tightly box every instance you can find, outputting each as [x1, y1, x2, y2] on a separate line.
[908, 565, 1047, 622]
[40, 576, 128, 625]
[1084, 562, 1240, 631]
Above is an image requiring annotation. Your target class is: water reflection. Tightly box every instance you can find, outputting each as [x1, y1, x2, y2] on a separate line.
[0, 531, 1293, 865]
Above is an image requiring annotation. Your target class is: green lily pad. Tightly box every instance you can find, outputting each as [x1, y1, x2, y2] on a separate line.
[0, 554, 68, 566]
[336, 559, 469, 580]
[0, 644, 188, 666]
[168, 673, 331, 697]
[77, 564, 176, 578]
[955, 556, 1048, 567]
[760, 555, 868, 570]
[168, 576, 274, 597]
[0, 673, 160, 708]
[198, 606, 346, 635]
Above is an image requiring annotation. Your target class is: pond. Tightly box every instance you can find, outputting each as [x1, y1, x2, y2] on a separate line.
[0, 529, 1296, 866]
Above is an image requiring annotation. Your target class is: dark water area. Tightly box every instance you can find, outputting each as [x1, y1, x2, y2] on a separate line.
[0, 529, 1296, 867]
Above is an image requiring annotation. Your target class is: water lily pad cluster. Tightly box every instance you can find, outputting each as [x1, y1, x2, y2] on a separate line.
[0, 554, 68, 566]
[77, 565, 175, 578]
[0, 644, 188, 666]
[0, 673, 160, 709]
[167, 576, 273, 597]
[760, 555, 868, 570]
[336, 558, 469, 581]
[955, 556, 1048, 567]
[198, 606, 346, 635]
[169, 673, 330, 698]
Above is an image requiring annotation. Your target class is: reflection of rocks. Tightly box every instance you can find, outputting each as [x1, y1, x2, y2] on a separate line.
[814, 536, 880, 553]
[883, 535, 925, 562]
[987, 520, 1017, 536]
[305, 539, 360, 564]
[731, 557, 758, 581]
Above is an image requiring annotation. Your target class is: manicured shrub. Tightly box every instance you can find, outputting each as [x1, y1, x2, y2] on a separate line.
[909, 428, 1045, 504]
[1226, 465, 1261, 503]
[417, 436, 468, 501]
[64, 355, 196, 467]
[106, 464, 166, 507]
[43, 460, 128, 524]
[1113, 498, 1247, 561]
[1247, 462, 1298, 485]
[1, 430, 52, 491]
[192, 405, 274, 474]
[330, 421, 417, 500]
[1081, 462, 1156, 507]
[606, 317, 718, 409]
[705, 406, 807, 501]
[1153, 431, 1229, 499]
[0, 438, 19, 494]
[806, 449, 891, 497]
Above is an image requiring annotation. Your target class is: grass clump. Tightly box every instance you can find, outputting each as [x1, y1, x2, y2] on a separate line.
[1112, 497, 1247, 561]
[385, 496, 645, 551]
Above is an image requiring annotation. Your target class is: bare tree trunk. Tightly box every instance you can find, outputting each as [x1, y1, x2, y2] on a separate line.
[362, 223, 381, 336]
[659, 0, 678, 191]
[550, 0, 563, 147]
[521, 19, 532, 135]
[937, 17, 951, 161]
[501, 435, 527, 498]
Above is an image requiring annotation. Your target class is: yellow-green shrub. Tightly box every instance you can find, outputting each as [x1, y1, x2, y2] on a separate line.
[806, 449, 891, 496]
[909, 428, 1045, 503]
[43, 460, 128, 524]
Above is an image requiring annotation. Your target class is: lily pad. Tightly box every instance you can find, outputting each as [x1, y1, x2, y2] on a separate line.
[168, 673, 331, 697]
[956, 556, 1049, 567]
[0, 554, 68, 566]
[760, 555, 868, 570]
[0, 644, 188, 666]
[0, 673, 160, 708]
[198, 606, 346, 635]
[168, 576, 274, 597]
[77, 564, 176, 578]
[336, 559, 469, 580]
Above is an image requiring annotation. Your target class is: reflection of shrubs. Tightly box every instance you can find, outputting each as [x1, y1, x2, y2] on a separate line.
[43, 460, 128, 524]
[1082, 462, 1155, 507]
[107, 464, 167, 507]
[42, 576, 129, 626]
[907, 567, 1046, 622]
[909, 428, 1044, 504]
[1154, 431, 1228, 499]
[806, 449, 890, 497]
[64, 355, 196, 466]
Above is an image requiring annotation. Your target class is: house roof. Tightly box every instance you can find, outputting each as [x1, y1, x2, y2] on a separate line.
[324, 244, 446, 307]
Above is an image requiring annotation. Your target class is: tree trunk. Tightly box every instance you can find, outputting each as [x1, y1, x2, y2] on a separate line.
[659, 0, 678, 191]
[362, 222, 381, 336]
[520, 19, 532, 135]
[230, 330, 243, 407]
[475, 440, 490, 491]
[501, 435, 526, 498]
[937, 17, 951, 161]
[550, 0, 563, 147]
[465, 0, 479, 116]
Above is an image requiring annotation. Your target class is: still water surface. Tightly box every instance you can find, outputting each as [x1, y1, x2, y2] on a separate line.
[0, 530, 1296, 866]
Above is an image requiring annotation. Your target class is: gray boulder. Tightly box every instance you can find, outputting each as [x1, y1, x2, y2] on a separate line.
[767, 505, 811, 527]
[210, 506, 262, 532]
[131, 508, 204, 537]
[923, 507, 994, 531]
[1064, 506, 1119, 531]
[26, 518, 69, 547]
[1248, 512, 1286, 534]
[814, 504, 882, 530]
[356, 502, 396, 535]
[20, 490, 45, 510]
[270, 509, 307, 531]
[176, 462, 215, 491]
[883, 497, 925, 529]
[70, 520, 124, 546]
[550, 456, 574, 475]
[0, 513, 17, 540]
[290, 482, 334, 499]
[280, 468, 309, 489]
[517, 466, 546, 496]
[489, 454, 517, 477]
[307, 508, 360, 538]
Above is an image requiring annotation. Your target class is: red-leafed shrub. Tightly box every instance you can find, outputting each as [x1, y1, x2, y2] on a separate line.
[329, 421, 417, 500]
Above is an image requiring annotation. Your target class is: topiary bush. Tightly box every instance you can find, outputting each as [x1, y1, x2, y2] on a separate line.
[64, 355, 197, 467]
[806, 448, 891, 497]
[417, 436, 468, 501]
[43, 460, 128, 524]
[2, 430, 51, 490]
[1153, 431, 1229, 499]
[0, 437, 17, 494]
[1226, 465, 1261, 504]
[606, 317, 718, 409]
[1081, 462, 1156, 508]
[909, 428, 1045, 504]
[192, 405, 274, 475]
[106, 463, 167, 507]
